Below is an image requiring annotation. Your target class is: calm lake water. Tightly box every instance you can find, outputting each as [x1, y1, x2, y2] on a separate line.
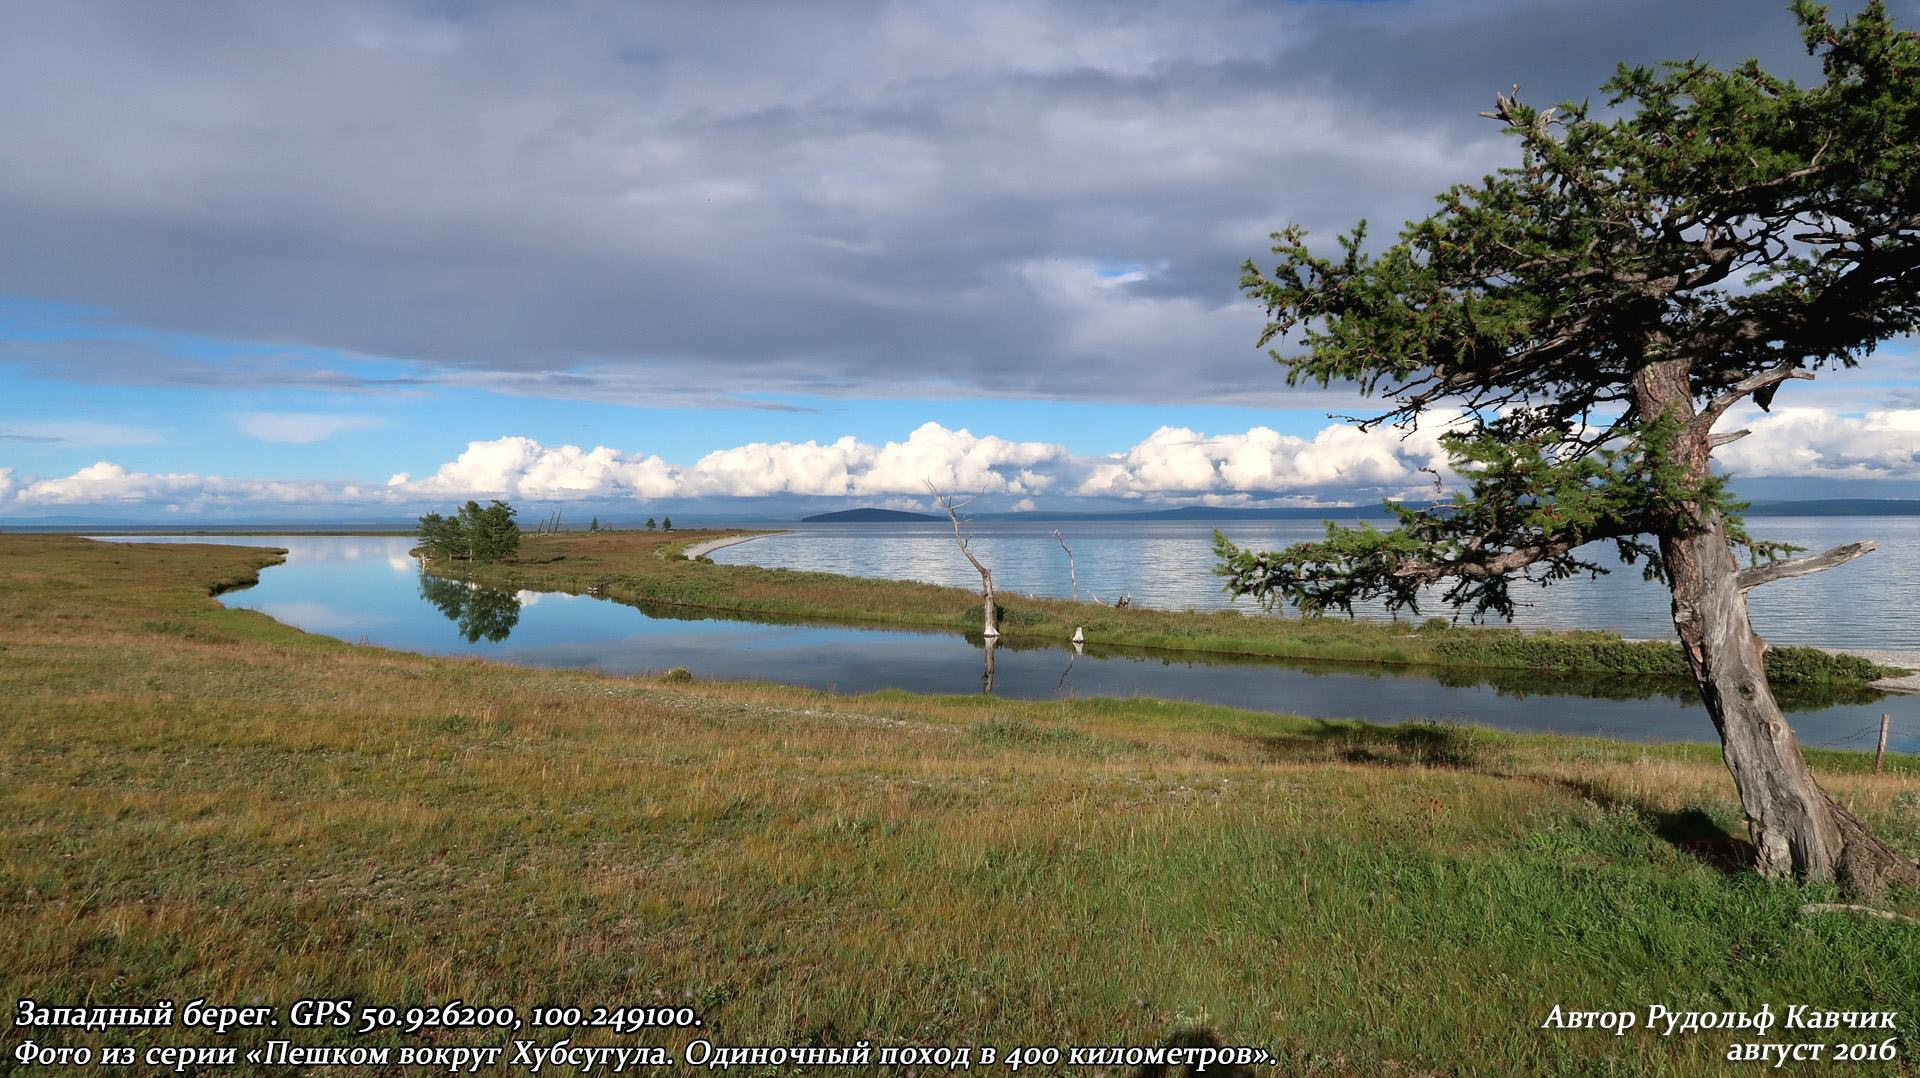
[712, 517, 1920, 649]
[99, 534, 1920, 754]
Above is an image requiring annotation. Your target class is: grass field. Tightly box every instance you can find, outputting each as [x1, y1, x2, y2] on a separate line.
[3, 533, 1918, 1074]
[443, 529, 1897, 687]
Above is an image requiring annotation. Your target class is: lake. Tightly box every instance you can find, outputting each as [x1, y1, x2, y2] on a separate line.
[710, 516, 1920, 649]
[98, 534, 1920, 754]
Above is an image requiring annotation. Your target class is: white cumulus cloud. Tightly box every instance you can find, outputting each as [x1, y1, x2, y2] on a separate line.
[13, 406, 1918, 517]
[683, 436, 874, 497]
[1717, 408, 1920, 479]
[387, 424, 1073, 503]
[852, 422, 1065, 496]
[390, 436, 677, 500]
[13, 461, 345, 508]
[1079, 423, 1451, 498]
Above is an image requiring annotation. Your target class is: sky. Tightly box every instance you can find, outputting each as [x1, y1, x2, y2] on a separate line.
[2, 0, 1918, 522]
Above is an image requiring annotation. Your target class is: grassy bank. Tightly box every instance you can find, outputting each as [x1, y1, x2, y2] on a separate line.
[439, 530, 1896, 686]
[4, 533, 1918, 1074]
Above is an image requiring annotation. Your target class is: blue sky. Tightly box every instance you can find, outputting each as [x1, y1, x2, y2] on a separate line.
[2, 0, 1916, 520]
[0, 296, 1345, 488]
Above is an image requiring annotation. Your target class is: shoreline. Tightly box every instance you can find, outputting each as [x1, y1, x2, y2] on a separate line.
[62, 532, 1920, 752]
[679, 532, 781, 559]
[440, 531, 1898, 689]
[78, 529, 1918, 688]
[1825, 648, 1920, 694]
[698, 533, 1919, 688]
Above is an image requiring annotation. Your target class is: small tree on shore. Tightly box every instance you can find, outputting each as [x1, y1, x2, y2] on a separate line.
[646, 517, 657, 531]
[1220, 1, 1920, 892]
[415, 511, 463, 562]
[662, 516, 673, 531]
[416, 499, 521, 564]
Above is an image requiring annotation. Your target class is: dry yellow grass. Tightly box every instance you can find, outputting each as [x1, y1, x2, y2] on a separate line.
[2, 534, 1917, 1074]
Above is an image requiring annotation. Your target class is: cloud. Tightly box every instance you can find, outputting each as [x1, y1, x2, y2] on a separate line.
[391, 436, 678, 500]
[12, 461, 359, 508]
[1078, 423, 1452, 498]
[851, 422, 1064, 496]
[0, 420, 161, 445]
[11, 405, 1920, 516]
[234, 411, 386, 443]
[0, 0, 1839, 407]
[387, 422, 1068, 501]
[0, 339, 430, 394]
[1717, 408, 1920, 480]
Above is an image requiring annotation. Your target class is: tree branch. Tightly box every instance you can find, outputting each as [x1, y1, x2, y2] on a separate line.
[1736, 541, 1877, 591]
[1696, 364, 1815, 429]
[926, 482, 990, 577]
[1707, 428, 1751, 449]
[1389, 532, 1609, 586]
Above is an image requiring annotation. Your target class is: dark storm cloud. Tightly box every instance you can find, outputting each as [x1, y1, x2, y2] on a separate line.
[0, 0, 1905, 406]
[0, 339, 430, 392]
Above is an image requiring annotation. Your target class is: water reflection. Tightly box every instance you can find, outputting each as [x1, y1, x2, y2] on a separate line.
[91, 535, 1920, 752]
[417, 572, 522, 643]
[712, 518, 1920, 649]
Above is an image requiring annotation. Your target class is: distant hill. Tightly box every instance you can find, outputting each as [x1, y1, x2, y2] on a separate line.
[801, 507, 944, 523]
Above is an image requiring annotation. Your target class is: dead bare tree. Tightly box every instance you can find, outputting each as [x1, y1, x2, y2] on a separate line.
[926, 481, 998, 639]
[1050, 529, 1079, 602]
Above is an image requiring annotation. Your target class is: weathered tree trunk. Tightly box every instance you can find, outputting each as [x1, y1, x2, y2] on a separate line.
[1641, 359, 1920, 892]
[928, 483, 999, 638]
[1662, 515, 1918, 892]
[1052, 530, 1079, 602]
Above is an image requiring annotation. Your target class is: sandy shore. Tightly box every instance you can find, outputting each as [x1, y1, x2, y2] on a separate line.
[1821, 647, 1920, 695]
[679, 532, 780, 560]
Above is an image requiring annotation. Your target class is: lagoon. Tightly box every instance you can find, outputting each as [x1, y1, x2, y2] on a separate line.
[710, 516, 1920, 649]
[99, 534, 1920, 754]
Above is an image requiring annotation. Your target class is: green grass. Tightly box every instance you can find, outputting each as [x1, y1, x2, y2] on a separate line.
[434, 530, 1899, 686]
[3, 534, 1918, 1074]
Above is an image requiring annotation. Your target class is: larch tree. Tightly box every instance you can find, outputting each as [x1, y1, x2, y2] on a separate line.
[1217, 1, 1920, 892]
